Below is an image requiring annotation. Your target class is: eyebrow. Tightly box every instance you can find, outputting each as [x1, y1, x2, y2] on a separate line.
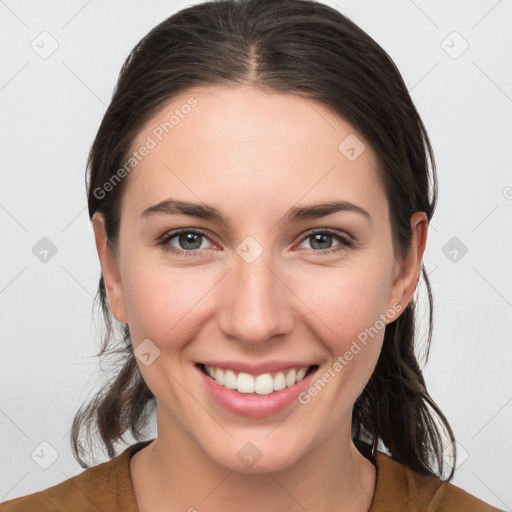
[140, 198, 372, 224]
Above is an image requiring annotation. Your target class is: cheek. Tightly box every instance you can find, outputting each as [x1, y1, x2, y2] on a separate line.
[121, 260, 219, 406]
[299, 286, 389, 415]
[293, 263, 393, 396]
[297, 262, 393, 346]
[121, 253, 217, 348]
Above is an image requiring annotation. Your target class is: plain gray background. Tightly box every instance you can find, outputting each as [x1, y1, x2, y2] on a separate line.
[0, 0, 511, 509]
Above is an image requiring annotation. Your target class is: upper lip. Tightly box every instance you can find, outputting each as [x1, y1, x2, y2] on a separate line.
[197, 360, 317, 375]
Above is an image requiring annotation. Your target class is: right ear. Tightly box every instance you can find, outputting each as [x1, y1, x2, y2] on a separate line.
[92, 212, 128, 324]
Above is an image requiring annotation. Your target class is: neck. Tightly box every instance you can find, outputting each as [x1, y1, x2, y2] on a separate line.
[131, 407, 376, 512]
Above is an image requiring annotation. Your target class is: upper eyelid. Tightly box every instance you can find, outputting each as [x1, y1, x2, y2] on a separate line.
[300, 227, 353, 241]
[160, 228, 217, 248]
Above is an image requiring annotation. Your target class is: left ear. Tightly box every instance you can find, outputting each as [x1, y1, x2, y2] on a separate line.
[386, 211, 429, 314]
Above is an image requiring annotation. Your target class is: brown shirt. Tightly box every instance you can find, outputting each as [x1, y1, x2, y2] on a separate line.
[0, 439, 501, 511]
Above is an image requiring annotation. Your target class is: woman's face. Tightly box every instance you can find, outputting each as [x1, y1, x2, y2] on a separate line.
[94, 84, 424, 472]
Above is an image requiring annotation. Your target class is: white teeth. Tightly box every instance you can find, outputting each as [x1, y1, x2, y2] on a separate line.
[273, 371, 286, 391]
[285, 369, 296, 387]
[237, 372, 255, 393]
[254, 373, 274, 395]
[296, 367, 307, 381]
[203, 365, 311, 394]
[223, 369, 237, 389]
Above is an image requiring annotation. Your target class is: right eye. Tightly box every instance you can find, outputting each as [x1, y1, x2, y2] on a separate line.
[158, 229, 216, 256]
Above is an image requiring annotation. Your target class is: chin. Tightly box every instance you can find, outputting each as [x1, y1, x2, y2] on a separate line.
[195, 429, 315, 475]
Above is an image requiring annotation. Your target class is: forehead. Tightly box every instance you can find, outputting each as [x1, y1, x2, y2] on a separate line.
[124, 85, 385, 219]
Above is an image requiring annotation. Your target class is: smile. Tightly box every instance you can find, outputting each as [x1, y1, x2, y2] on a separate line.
[197, 363, 318, 395]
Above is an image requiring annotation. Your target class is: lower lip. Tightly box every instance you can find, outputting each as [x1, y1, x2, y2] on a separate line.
[196, 364, 318, 418]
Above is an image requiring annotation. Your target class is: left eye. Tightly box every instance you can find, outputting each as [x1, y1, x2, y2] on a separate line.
[297, 230, 353, 253]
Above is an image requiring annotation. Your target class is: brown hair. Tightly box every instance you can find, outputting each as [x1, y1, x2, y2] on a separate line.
[73, 0, 457, 478]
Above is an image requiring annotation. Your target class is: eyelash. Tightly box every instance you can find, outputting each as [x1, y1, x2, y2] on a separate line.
[157, 228, 355, 257]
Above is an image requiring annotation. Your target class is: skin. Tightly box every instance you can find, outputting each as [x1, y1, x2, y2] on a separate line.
[93, 84, 427, 512]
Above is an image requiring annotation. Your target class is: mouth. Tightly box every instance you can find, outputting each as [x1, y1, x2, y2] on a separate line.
[196, 362, 319, 395]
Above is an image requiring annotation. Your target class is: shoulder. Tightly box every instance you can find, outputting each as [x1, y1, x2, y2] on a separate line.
[370, 451, 503, 512]
[0, 442, 148, 512]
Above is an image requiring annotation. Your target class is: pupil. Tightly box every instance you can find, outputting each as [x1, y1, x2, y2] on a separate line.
[311, 233, 331, 250]
[180, 233, 201, 250]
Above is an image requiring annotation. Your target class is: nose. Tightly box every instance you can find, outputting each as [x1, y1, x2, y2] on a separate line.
[217, 247, 294, 347]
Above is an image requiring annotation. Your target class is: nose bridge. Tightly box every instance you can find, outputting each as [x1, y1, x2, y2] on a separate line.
[218, 241, 293, 344]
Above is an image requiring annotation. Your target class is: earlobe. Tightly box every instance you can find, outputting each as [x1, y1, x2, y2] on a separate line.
[92, 213, 128, 324]
[386, 212, 428, 315]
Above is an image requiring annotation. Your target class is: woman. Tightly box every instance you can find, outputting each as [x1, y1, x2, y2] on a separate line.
[0, 0, 501, 510]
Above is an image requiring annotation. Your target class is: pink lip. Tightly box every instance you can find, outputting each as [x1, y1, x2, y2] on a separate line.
[196, 364, 319, 418]
[198, 360, 315, 375]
